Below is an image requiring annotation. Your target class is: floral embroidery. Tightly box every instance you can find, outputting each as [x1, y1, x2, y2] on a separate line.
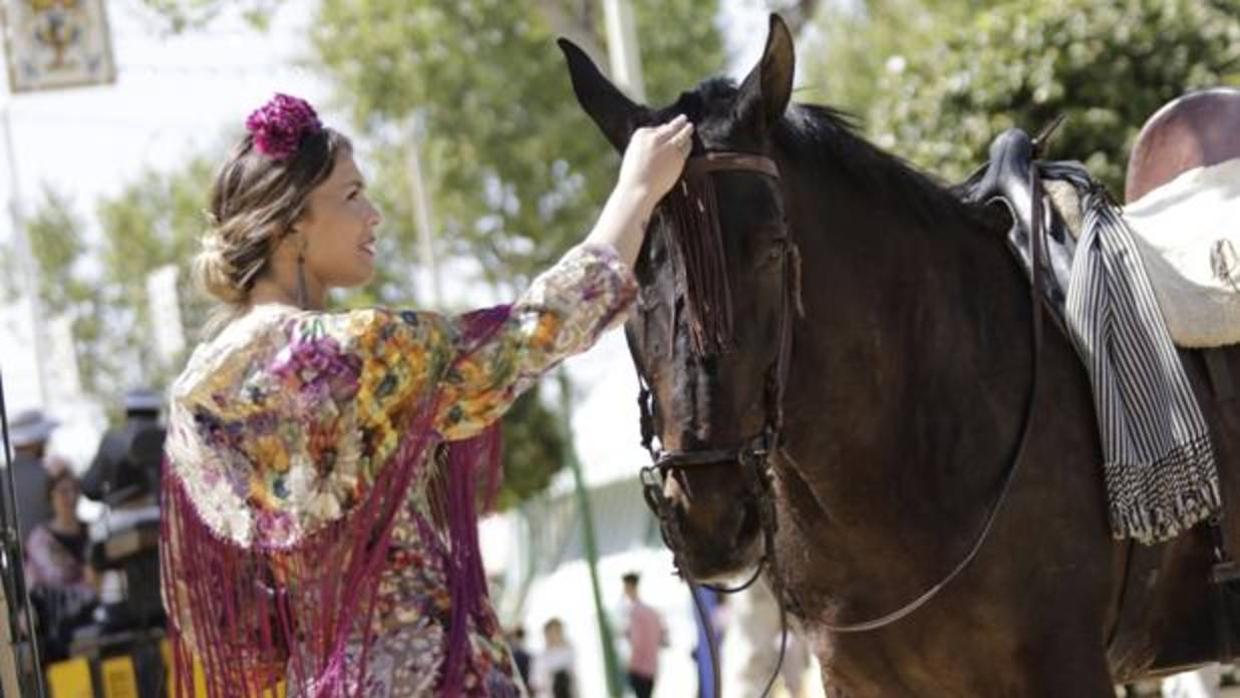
[164, 244, 636, 696]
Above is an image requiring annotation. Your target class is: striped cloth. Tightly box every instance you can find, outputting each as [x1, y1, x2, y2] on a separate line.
[1053, 164, 1221, 543]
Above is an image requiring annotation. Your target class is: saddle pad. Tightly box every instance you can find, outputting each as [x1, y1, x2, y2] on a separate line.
[1121, 157, 1240, 348]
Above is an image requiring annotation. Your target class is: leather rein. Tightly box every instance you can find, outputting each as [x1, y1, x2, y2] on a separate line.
[629, 148, 1053, 692]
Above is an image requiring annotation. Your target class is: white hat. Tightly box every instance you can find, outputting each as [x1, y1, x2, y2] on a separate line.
[8, 409, 58, 448]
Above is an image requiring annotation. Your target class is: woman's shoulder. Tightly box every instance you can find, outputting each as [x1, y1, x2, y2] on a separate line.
[174, 305, 297, 395]
[25, 522, 53, 548]
[173, 306, 417, 400]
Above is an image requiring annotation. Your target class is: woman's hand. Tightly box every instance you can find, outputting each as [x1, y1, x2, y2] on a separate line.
[617, 114, 695, 205]
[586, 115, 694, 270]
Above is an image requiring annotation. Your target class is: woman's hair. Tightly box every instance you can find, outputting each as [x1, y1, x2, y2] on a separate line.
[194, 126, 352, 335]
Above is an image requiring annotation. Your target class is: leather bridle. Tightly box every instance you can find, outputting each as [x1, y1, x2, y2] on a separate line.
[630, 151, 799, 698]
[631, 152, 798, 567]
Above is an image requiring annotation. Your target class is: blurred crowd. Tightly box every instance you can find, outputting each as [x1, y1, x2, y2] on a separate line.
[6, 388, 165, 671]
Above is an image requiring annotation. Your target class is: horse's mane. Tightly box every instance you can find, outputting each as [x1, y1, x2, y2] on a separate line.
[669, 77, 993, 231]
[772, 102, 994, 230]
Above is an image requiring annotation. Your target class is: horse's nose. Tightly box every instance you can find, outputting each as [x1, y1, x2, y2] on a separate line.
[663, 468, 749, 543]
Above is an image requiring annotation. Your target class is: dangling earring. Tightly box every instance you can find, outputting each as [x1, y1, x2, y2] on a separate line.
[296, 247, 309, 309]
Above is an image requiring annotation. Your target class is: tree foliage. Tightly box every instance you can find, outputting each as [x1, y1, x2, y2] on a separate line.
[806, 0, 1240, 193]
[10, 159, 217, 408]
[802, 0, 986, 109]
[308, 0, 723, 288]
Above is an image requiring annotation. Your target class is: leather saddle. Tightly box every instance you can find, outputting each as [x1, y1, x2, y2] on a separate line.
[961, 91, 1240, 666]
[960, 126, 1080, 327]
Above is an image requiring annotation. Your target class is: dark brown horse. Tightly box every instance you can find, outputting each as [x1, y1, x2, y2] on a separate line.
[561, 15, 1240, 697]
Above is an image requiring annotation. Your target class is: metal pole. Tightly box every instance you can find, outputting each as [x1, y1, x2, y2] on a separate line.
[558, 368, 624, 697]
[602, 0, 646, 102]
[407, 121, 443, 305]
[1, 103, 49, 408]
[0, 370, 47, 698]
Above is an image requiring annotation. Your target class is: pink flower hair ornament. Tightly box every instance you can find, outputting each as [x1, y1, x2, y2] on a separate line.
[245, 93, 323, 161]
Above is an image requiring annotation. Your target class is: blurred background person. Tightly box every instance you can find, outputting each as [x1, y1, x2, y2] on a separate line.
[722, 580, 813, 698]
[7, 409, 58, 542]
[508, 626, 533, 690]
[23, 467, 96, 662]
[621, 572, 665, 698]
[697, 591, 731, 698]
[534, 618, 577, 698]
[81, 387, 165, 507]
[81, 387, 165, 632]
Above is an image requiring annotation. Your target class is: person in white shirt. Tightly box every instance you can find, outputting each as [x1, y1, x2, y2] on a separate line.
[533, 618, 577, 698]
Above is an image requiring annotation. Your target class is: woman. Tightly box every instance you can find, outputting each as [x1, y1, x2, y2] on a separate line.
[159, 93, 692, 697]
[25, 466, 97, 661]
[25, 467, 92, 591]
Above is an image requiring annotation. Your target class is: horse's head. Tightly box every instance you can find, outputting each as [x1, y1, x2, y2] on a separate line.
[561, 16, 798, 583]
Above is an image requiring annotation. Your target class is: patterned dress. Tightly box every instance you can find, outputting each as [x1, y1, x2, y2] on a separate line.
[161, 244, 636, 697]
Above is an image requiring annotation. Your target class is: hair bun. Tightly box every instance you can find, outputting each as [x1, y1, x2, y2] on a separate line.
[193, 233, 248, 305]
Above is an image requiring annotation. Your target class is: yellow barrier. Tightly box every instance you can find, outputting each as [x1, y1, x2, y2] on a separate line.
[99, 656, 139, 698]
[48, 641, 289, 698]
[46, 657, 93, 698]
[158, 640, 285, 698]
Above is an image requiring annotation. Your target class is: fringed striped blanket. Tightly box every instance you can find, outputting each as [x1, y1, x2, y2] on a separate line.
[1044, 163, 1220, 544]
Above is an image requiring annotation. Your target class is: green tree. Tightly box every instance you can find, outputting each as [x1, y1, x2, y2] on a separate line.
[802, 0, 989, 110]
[810, 0, 1240, 193]
[25, 188, 91, 316]
[12, 159, 218, 407]
[309, 0, 724, 287]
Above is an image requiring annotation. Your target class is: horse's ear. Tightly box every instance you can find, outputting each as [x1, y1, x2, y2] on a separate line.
[558, 38, 648, 151]
[737, 14, 795, 129]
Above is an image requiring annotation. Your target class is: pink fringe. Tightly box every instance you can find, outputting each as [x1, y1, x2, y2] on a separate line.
[161, 401, 439, 698]
[439, 427, 502, 694]
[161, 305, 513, 697]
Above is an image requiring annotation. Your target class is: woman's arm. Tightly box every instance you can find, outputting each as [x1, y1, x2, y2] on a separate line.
[431, 115, 693, 440]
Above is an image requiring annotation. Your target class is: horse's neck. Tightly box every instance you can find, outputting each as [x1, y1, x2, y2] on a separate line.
[782, 173, 1035, 524]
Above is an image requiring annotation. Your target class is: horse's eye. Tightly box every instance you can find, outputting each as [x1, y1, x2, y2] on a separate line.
[763, 241, 786, 267]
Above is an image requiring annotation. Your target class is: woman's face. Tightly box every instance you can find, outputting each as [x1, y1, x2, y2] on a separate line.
[51, 477, 79, 520]
[297, 150, 383, 290]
